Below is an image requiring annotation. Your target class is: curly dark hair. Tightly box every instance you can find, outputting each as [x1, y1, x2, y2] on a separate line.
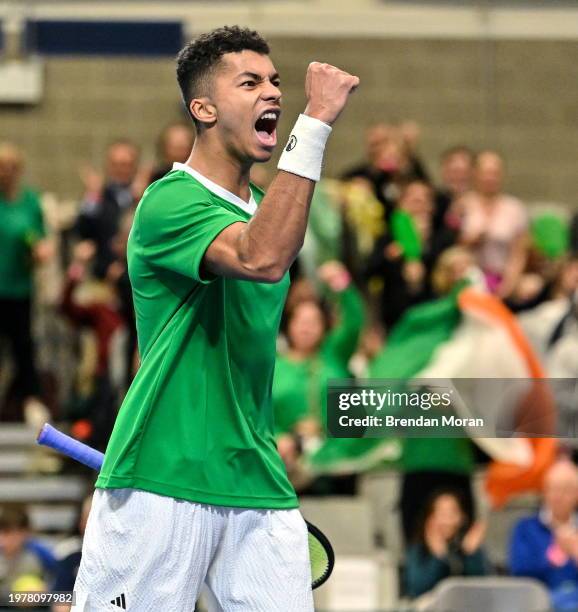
[176, 26, 270, 127]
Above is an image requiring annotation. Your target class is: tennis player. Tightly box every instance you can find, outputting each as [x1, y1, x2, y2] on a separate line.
[72, 26, 358, 611]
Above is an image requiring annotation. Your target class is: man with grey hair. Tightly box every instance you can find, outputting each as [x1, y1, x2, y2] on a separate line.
[510, 459, 578, 608]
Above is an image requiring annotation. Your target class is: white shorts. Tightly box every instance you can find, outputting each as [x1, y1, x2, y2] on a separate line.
[71, 488, 313, 612]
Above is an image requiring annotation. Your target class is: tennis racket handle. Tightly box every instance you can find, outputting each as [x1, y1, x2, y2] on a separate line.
[37, 423, 104, 471]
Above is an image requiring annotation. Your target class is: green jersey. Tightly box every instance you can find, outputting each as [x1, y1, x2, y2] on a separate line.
[0, 187, 45, 299]
[96, 163, 298, 509]
[273, 285, 365, 434]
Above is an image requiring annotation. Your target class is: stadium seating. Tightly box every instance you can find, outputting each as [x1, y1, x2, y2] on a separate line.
[419, 576, 551, 612]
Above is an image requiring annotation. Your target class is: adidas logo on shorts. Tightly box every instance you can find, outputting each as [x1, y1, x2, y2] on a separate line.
[110, 593, 127, 609]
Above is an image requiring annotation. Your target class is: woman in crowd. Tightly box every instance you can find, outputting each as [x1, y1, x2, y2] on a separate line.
[274, 260, 365, 494]
[365, 179, 456, 330]
[458, 150, 529, 298]
[405, 489, 489, 599]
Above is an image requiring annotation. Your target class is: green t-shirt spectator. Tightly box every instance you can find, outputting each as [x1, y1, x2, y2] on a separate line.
[0, 187, 45, 299]
[273, 285, 365, 434]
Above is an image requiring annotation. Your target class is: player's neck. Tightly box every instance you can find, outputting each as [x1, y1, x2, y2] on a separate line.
[185, 140, 252, 203]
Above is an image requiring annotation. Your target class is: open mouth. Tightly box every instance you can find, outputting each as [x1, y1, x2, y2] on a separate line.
[254, 110, 279, 148]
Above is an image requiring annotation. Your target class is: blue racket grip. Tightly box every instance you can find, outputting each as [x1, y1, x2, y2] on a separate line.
[37, 423, 104, 471]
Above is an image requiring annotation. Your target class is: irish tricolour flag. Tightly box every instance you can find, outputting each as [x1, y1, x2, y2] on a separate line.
[307, 283, 558, 509]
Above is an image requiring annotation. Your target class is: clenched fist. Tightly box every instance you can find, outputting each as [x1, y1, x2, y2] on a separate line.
[304, 62, 359, 126]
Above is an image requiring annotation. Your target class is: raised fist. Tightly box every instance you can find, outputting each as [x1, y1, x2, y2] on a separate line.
[304, 62, 359, 126]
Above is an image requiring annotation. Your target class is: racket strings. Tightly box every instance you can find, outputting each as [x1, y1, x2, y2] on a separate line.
[307, 526, 334, 589]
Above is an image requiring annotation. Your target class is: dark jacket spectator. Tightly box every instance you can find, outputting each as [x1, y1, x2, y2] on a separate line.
[342, 123, 429, 222]
[76, 140, 143, 278]
[365, 180, 454, 329]
[405, 489, 489, 598]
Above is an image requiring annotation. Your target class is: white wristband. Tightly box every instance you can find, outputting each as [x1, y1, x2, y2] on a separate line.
[277, 113, 332, 182]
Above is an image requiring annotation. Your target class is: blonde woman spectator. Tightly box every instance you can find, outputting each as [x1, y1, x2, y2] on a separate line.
[459, 151, 529, 298]
[405, 489, 489, 599]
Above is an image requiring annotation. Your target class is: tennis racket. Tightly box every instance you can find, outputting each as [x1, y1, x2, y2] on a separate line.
[37, 423, 334, 589]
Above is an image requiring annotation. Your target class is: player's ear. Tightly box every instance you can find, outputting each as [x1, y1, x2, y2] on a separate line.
[189, 97, 217, 127]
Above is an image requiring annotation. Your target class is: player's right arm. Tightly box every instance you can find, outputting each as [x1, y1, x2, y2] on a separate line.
[202, 62, 359, 283]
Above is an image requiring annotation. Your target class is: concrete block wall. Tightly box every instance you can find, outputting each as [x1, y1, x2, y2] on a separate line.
[1, 37, 577, 204]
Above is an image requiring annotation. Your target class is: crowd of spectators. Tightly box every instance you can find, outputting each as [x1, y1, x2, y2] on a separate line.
[0, 497, 92, 611]
[1, 117, 578, 609]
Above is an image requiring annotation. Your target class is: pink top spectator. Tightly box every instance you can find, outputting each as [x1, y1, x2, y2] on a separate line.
[460, 192, 528, 279]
